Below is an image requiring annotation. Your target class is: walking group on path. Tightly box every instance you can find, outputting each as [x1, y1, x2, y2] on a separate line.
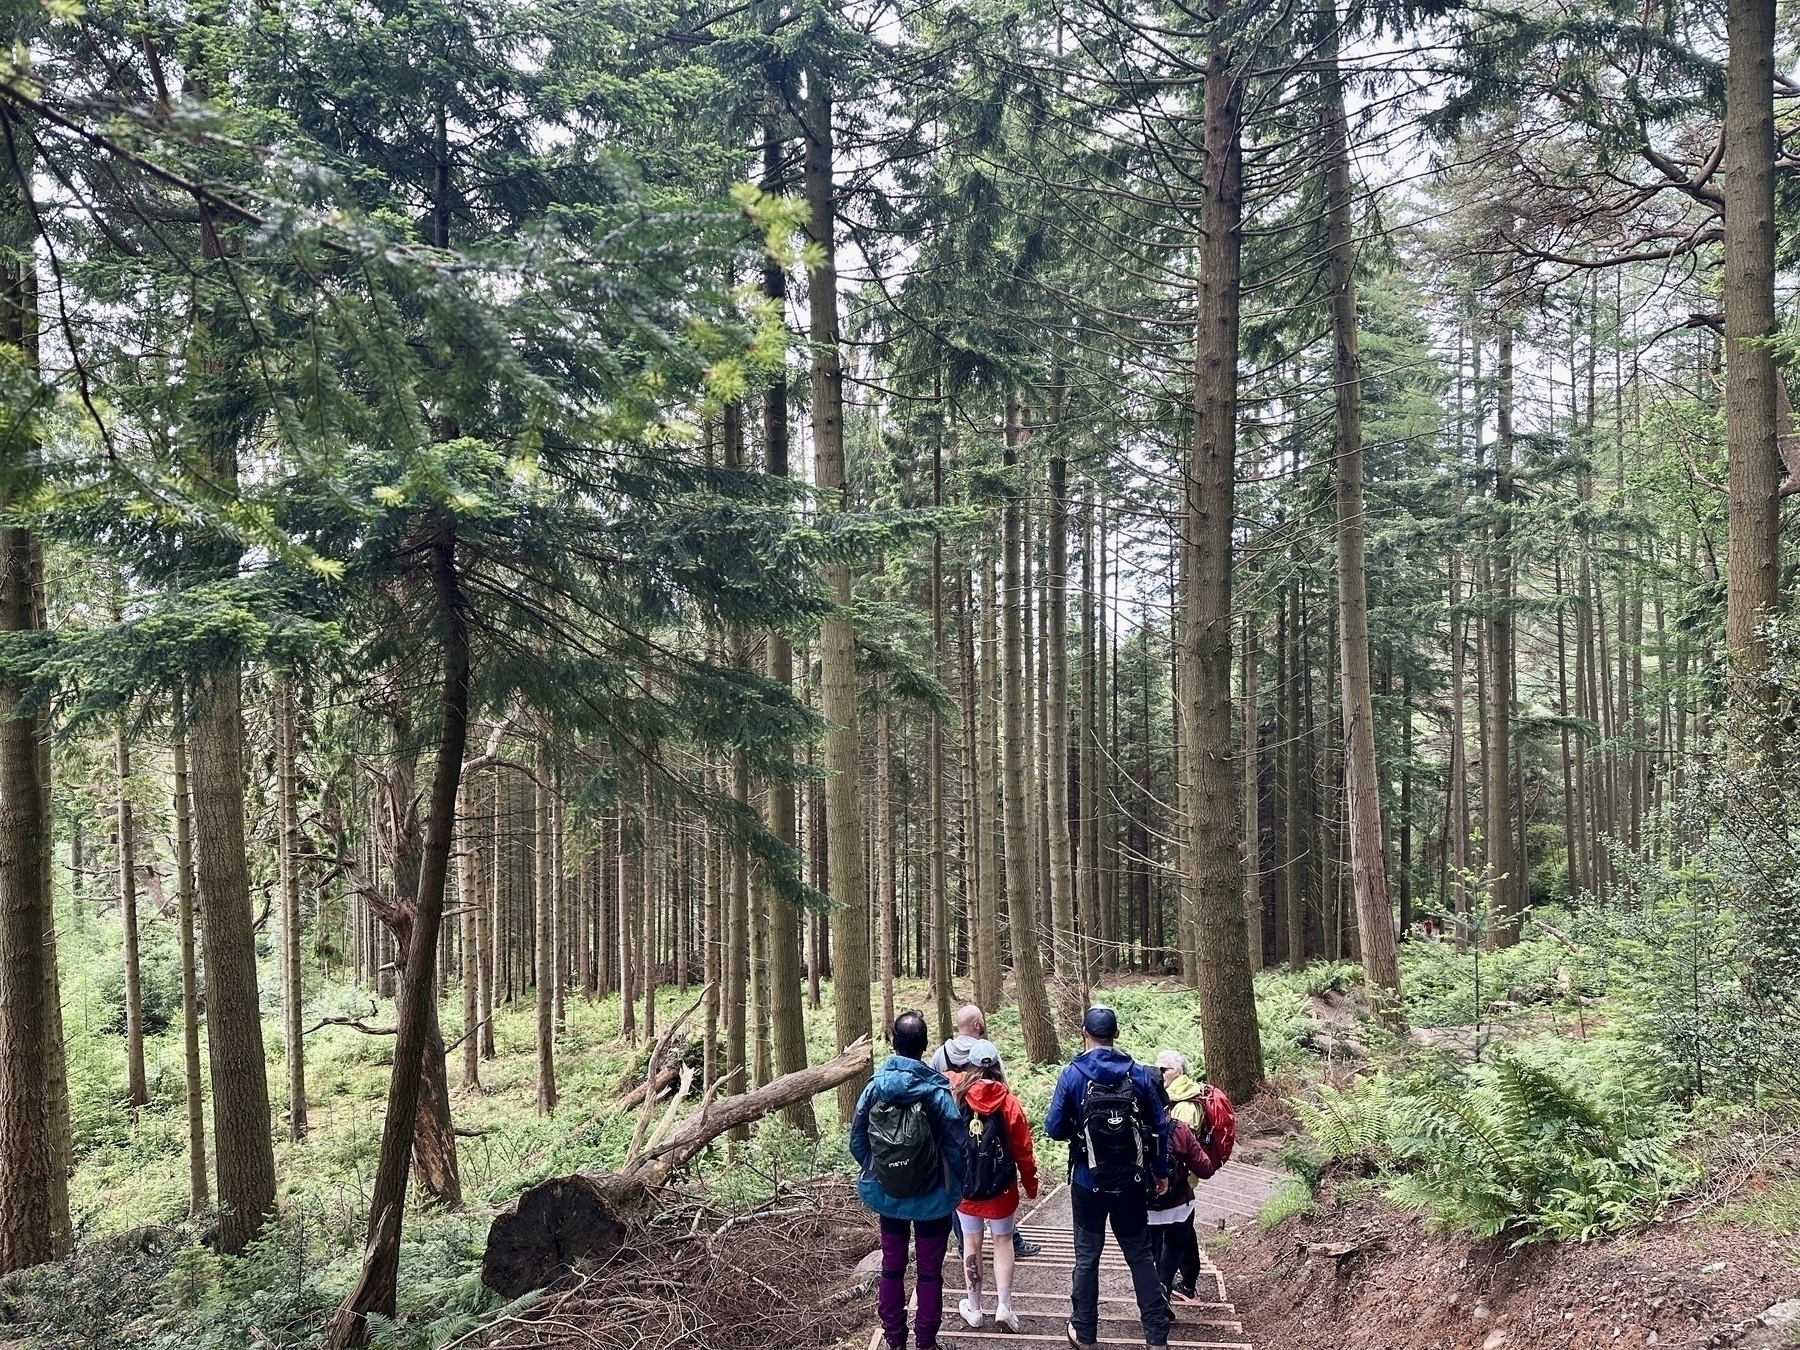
[850, 1002, 1235, 1350]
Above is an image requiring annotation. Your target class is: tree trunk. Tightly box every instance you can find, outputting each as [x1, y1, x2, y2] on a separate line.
[0, 222, 67, 1267]
[172, 700, 208, 1215]
[806, 71, 871, 1119]
[930, 428, 953, 1041]
[726, 744, 749, 1108]
[1722, 0, 1781, 757]
[325, 521, 471, 1348]
[1241, 609, 1261, 972]
[116, 725, 149, 1108]
[276, 678, 308, 1136]
[877, 706, 897, 1036]
[1487, 327, 1519, 947]
[1079, 493, 1101, 983]
[458, 780, 482, 1091]
[617, 801, 637, 1044]
[1045, 454, 1085, 1017]
[1002, 395, 1061, 1063]
[534, 744, 557, 1114]
[480, 773, 498, 1057]
[974, 550, 1003, 1012]
[1321, 25, 1401, 1006]
[759, 250, 816, 1130]
[192, 658, 277, 1254]
[1282, 585, 1302, 970]
[1183, 23, 1265, 1102]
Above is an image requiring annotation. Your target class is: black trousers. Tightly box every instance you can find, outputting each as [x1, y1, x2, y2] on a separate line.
[1069, 1184, 1172, 1347]
[1149, 1214, 1201, 1295]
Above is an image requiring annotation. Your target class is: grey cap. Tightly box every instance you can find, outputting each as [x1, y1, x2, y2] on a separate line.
[966, 1039, 1002, 1069]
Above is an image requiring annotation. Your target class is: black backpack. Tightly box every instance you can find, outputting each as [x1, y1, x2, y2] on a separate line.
[868, 1097, 941, 1199]
[962, 1105, 1017, 1202]
[1078, 1076, 1152, 1196]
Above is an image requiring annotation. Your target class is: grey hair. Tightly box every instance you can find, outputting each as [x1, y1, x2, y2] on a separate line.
[1155, 1049, 1189, 1074]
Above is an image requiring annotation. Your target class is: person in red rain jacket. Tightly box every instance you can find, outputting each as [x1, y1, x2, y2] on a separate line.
[949, 1041, 1039, 1334]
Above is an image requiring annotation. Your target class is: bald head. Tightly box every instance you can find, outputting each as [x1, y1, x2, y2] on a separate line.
[955, 1004, 986, 1037]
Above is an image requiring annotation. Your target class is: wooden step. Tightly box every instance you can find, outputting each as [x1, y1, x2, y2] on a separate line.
[864, 1184, 1255, 1350]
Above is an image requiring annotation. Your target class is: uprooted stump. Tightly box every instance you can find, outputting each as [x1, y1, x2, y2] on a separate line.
[481, 1039, 872, 1298]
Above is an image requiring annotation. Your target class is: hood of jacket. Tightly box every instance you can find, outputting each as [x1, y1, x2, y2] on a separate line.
[940, 1034, 984, 1067]
[963, 1078, 1013, 1115]
[871, 1054, 949, 1103]
[1067, 1045, 1137, 1086]
[1165, 1072, 1206, 1105]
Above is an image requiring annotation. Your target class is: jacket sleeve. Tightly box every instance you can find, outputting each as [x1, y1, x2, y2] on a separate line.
[932, 1086, 969, 1185]
[1171, 1119, 1217, 1181]
[1044, 1069, 1078, 1141]
[1005, 1095, 1039, 1198]
[1137, 1066, 1173, 1178]
[849, 1083, 874, 1170]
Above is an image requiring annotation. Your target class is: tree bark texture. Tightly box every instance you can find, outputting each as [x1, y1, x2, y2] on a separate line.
[276, 678, 308, 1136]
[325, 522, 471, 1348]
[806, 72, 872, 1119]
[115, 726, 149, 1108]
[0, 228, 67, 1266]
[1045, 455, 1085, 1020]
[1722, 0, 1781, 756]
[535, 744, 557, 1115]
[192, 660, 278, 1255]
[172, 704, 209, 1215]
[1002, 396, 1061, 1063]
[1183, 25, 1266, 1103]
[1321, 28, 1402, 1005]
[1486, 328, 1519, 946]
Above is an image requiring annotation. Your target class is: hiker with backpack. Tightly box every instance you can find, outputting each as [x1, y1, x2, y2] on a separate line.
[1149, 1050, 1232, 1300]
[1044, 1006, 1174, 1350]
[931, 1004, 1044, 1263]
[850, 1011, 970, 1350]
[947, 1040, 1039, 1333]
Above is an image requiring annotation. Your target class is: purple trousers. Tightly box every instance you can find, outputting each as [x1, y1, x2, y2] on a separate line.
[877, 1212, 952, 1349]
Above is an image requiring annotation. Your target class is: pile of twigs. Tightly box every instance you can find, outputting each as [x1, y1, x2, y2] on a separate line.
[465, 1178, 877, 1350]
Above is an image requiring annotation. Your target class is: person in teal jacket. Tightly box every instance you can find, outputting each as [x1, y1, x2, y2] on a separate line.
[850, 1011, 968, 1350]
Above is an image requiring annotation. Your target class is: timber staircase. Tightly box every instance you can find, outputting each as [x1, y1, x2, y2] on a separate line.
[865, 1163, 1284, 1350]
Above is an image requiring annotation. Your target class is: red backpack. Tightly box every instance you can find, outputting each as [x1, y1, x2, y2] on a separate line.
[1197, 1084, 1235, 1165]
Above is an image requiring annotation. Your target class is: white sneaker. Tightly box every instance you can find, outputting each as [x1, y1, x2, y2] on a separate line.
[994, 1305, 1020, 1333]
[959, 1297, 984, 1328]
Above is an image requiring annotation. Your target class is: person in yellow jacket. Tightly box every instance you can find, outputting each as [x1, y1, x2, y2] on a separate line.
[1151, 1051, 1215, 1299]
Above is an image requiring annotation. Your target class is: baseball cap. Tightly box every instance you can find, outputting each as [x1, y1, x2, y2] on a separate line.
[966, 1039, 1002, 1069]
[1083, 1005, 1119, 1039]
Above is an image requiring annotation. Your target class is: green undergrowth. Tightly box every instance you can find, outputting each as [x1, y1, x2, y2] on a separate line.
[44, 906, 1710, 1348]
[24, 931, 1351, 1350]
[1267, 914, 1800, 1248]
[1280, 1036, 1698, 1245]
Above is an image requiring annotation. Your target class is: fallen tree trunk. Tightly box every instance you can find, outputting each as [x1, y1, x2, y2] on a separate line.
[617, 1061, 682, 1110]
[481, 1038, 871, 1298]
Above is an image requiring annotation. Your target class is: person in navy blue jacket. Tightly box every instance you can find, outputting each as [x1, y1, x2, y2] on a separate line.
[1044, 1006, 1174, 1350]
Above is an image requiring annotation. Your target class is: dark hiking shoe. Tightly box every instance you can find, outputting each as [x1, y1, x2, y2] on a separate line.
[1013, 1233, 1042, 1258]
[1067, 1323, 1098, 1350]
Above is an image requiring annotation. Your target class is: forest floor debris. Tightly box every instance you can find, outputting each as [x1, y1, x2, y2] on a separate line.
[1215, 1182, 1800, 1350]
[475, 1177, 876, 1350]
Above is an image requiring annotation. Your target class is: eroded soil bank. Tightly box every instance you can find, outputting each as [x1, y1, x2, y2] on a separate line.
[1214, 1193, 1798, 1350]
